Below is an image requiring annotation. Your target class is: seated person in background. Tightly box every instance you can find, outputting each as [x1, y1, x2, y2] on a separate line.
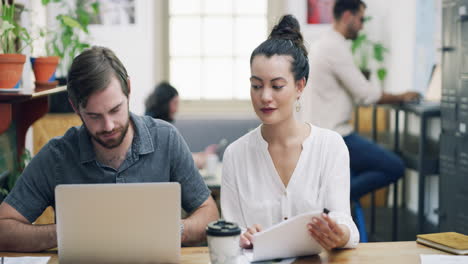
[221, 15, 359, 251]
[0, 46, 219, 252]
[298, 0, 420, 201]
[145, 81, 217, 169]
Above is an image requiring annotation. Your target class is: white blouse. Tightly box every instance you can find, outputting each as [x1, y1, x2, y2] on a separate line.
[221, 124, 359, 248]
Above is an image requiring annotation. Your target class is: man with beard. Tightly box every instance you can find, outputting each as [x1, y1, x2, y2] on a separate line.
[0, 46, 219, 252]
[298, 0, 420, 202]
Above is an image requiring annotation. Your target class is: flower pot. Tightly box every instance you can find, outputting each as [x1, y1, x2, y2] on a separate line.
[30, 56, 60, 82]
[0, 54, 26, 89]
[35, 80, 59, 92]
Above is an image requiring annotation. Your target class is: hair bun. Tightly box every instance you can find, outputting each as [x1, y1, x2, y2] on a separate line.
[269, 15, 303, 43]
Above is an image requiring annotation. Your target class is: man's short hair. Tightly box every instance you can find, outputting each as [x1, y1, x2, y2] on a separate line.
[67, 46, 129, 109]
[333, 0, 366, 20]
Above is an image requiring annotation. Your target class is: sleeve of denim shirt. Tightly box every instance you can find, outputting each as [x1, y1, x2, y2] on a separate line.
[168, 127, 210, 213]
[4, 142, 57, 223]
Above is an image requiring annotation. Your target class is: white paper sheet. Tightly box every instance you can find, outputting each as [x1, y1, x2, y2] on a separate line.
[1, 257, 51, 264]
[243, 211, 324, 262]
[420, 254, 468, 264]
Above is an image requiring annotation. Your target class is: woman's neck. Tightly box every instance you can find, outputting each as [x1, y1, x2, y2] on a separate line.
[261, 117, 307, 146]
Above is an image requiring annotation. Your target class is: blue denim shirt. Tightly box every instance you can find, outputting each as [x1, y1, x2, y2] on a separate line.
[5, 113, 210, 223]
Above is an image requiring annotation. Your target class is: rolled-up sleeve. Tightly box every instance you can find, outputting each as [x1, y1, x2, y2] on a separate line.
[168, 127, 210, 213]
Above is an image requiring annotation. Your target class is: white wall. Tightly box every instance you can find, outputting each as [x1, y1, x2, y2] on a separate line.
[88, 1, 158, 115]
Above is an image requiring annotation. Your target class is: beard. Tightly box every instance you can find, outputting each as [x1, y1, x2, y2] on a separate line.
[347, 29, 359, 40]
[83, 115, 131, 149]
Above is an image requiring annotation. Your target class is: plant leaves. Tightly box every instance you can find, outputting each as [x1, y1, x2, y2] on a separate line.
[352, 34, 367, 54]
[373, 43, 387, 62]
[60, 15, 85, 32]
[377, 68, 387, 81]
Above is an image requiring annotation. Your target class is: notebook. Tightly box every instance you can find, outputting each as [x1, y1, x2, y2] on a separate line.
[243, 211, 324, 262]
[417, 232, 468, 255]
[55, 182, 181, 264]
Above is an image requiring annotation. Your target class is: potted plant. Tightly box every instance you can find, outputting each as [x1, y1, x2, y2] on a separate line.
[351, 17, 388, 85]
[41, 0, 99, 111]
[0, 0, 31, 89]
[29, 28, 61, 90]
[0, 149, 31, 201]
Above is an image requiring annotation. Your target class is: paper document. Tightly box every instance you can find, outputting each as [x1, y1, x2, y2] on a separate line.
[243, 211, 323, 262]
[1, 257, 51, 264]
[420, 254, 468, 264]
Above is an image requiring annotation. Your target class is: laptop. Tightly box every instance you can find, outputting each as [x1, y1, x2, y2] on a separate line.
[55, 182, 181, 264]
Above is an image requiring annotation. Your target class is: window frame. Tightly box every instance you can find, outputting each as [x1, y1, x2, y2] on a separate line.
[162, 0, 284, 116]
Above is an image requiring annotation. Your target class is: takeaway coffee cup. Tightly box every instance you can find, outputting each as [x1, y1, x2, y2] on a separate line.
[206, 220, 241, 264]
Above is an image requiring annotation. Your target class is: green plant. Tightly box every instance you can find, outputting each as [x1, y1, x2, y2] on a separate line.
[41, 0, 99, 76]
[0, 148, 32, 196]
[351, 17, 388, 84]
[0, 0, 32, 53]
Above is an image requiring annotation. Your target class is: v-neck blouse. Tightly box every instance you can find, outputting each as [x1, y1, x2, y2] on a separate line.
[221, 124, 359, 248]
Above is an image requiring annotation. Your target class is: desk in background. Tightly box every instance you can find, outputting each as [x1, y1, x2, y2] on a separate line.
[355, 102, 441, 240]
[375, 102, 440, 235]
[0, 241, 449, 263]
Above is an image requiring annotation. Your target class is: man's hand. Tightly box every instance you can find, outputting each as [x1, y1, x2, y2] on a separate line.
[399, 91, 421, 103]
[307, 213, 349, 251]
[240, 224, 262, 249]
[378, 91, 421, 104]
[0, 202, 57, 252]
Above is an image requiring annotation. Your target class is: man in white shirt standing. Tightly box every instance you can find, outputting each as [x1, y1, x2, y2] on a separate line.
[299, 0, 420, 201]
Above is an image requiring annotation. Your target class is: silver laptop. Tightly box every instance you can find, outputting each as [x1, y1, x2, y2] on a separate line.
[55, 182, 181, 264]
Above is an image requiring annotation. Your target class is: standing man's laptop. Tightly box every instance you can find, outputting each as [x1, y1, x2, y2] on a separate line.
[55, 183, 180, 264]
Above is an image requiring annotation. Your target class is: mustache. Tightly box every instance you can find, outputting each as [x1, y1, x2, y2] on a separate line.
[97, 127, 123, 136]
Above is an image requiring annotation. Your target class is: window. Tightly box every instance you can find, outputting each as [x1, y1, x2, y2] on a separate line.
[169, 0, 268, 100]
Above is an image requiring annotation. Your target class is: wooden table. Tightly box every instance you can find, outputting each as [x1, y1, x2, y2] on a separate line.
[0, 241, 449, 263]
[0, 86, 66, 159]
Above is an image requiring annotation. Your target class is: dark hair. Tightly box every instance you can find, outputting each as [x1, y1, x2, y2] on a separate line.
[145, 82, 179, 123]
[250, 14, 309, 84]
[333, 0, 366, 20]
[67, 46, 129, 109]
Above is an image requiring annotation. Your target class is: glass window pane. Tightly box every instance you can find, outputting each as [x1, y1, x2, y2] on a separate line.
[170, 17, 201, 56]
[170, 0, 201, 15]
[171, 58, 202, 100]
[203, 17, 233, 56]
[203, 0, 233, 15]
[234, 57, 251, 99]
[235, 17, 267, 56]
[235, 0, 267, 15]
[202, 58, 233, 99]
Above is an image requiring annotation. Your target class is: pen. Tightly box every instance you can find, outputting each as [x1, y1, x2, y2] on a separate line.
[323, 208, 330, 215]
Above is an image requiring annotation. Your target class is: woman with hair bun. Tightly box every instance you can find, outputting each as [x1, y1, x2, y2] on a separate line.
[220, 14, 359, 250]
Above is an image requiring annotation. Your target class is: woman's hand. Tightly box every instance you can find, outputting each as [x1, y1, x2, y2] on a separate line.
[239, 224, 262, 249]
[307, 213, 349, 251]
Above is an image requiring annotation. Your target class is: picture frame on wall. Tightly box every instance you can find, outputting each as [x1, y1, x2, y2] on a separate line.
[90, 0, 136, 25]
[307, 0, 335, 24]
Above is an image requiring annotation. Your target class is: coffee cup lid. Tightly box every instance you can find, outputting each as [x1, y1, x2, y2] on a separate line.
[206, 219, 241, 237]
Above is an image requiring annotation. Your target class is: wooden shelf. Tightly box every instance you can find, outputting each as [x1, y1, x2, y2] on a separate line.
[0, 86, 66, 160]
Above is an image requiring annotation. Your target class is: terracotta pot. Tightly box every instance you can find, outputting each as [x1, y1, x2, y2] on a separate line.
[35, 80, 59, 92]
[30, 56, 60, 82]
[0, 54, 26, 89]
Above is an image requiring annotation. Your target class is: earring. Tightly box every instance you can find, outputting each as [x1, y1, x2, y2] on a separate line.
[296, 98, 301, 112]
